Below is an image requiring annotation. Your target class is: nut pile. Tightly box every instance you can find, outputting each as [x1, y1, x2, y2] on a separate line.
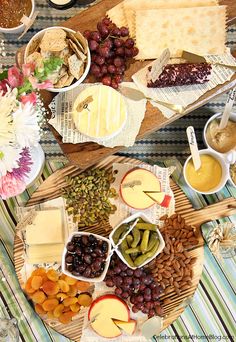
[151, 214, 198, 303]
[63, 168, 117, 227]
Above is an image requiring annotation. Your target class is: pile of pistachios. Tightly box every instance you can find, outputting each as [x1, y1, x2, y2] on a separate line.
[112, 219, 160, 267]
[62, 168, 117, 227]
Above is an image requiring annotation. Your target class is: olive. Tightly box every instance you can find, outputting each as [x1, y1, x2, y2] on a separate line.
[88, 234, 97, 244]
[101, 241, 108, 253]
[75, 247, 82, 255]
[84, 254, 92, 265]
[65, 254, 73, 263]
[67, 242, 75, 252]
[81, 235, 89, 245]
[66, 264, 73, 272]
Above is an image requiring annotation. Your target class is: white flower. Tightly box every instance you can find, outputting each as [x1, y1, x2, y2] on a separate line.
[12, 102, 41, 147]
[0, 88, 17, 146]
[0, 145, 21, 177]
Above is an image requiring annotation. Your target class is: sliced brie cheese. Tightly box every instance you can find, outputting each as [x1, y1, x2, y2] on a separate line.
[25, 209, 64, 245]
[72, 85, 127, 140]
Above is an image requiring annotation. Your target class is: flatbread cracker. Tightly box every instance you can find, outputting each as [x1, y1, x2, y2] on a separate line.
[135, 6, 226, 59]
[68, 39, 86, 62]
[63, 74, 75, 87]
[68, 54, 83, 80]
[67, 31, 85, 53]
[106, 2, 126, 27]
[54, 73, 69, 88]
[27, 38, 41, 55]
[124, 0, 219, 37]
[40, 29, 67, 52]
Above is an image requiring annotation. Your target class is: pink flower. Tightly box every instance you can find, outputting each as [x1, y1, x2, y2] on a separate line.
[8, 66, 24, 88]
[22, 62, 36, 77]
[20, 92, 37, 105]
[29, 76, 53, 90]
[0, 173, 26, 200]
[0, 79, 9, 94]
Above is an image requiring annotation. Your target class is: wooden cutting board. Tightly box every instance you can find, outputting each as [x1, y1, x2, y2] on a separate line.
[13, 156, 236, 341]
[16, 0, 236, 169]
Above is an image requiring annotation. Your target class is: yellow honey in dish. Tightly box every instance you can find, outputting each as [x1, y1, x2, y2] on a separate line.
[185, 154, 222, 192]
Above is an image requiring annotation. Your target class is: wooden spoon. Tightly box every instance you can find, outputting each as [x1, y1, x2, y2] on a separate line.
[186, 126, 201, 171]
[219, 87, 236, 129]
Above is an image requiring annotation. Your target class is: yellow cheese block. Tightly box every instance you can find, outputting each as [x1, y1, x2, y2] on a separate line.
[27, 244, 64, 264]
[25, 209, 64, 245]
[72, 85, 127, 140]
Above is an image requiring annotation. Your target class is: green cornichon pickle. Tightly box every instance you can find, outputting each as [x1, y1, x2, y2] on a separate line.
[134, 240, 160, 267]
[126, 234, 133, 247]
[120, 239, 135, 267]
[131, 227, 141, 248]
[125, 247, 140, 254]
[140, 230, 150, 253]
[146, 232, 159, 252]
[131, 252, 138, 261]
[135, 222, 157, 231]
[112, 224, 128, 244]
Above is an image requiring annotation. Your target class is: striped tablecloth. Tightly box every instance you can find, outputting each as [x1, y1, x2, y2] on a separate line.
[0, 1, 236, 341]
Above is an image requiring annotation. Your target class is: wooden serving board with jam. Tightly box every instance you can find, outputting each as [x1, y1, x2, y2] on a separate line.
[13, 156, 236, 341]
[16, 0, 236, 169]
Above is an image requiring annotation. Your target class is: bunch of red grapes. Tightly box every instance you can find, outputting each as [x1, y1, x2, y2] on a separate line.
[83, 17, 139, 89]
[104, 255, 163, 318]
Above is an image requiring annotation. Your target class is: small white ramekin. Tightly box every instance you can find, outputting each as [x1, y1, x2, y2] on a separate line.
[24, 26, 91, 93]
[183, 149, 230, 195]
[109, 212, 165, 270]
[62, 232, 111, 283]
[0, 0, 35, 34]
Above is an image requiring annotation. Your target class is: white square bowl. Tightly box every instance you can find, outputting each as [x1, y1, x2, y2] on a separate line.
[109, 212, 165, 269]
[62, 231, 112, 282]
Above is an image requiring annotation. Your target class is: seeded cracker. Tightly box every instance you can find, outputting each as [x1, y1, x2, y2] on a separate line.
[63, 74, 75, 87]
[68, 39, 86, 62]
[54, 73, 69, 88]
[40, 28, 67, 52]
[67, 31, 85, 53]
[68, 54, 83, 80]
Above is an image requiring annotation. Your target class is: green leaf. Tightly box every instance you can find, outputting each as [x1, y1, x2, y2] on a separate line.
[34, 56, 63, 83]
[0, 70, 8, 81]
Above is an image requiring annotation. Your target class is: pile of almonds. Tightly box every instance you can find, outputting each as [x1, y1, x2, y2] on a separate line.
[150, 213, 199, 305]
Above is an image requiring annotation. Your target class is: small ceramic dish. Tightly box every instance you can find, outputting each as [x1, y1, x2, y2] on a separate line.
[109, 212, 165, 270]
[24, 26, 91, 93]
[62, 232, 112, 282]
[183, 148, 229, 195]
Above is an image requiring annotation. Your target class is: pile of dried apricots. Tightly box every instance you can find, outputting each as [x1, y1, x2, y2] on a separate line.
[24, 268, 92, 324]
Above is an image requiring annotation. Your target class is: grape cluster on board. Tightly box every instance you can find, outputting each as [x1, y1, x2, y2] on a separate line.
[83, 17, 139, 89]
[104, 255, 164, 318]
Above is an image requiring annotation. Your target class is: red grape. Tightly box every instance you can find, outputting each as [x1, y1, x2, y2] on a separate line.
[131, 47, 139, 57]
[102, 17, 111, 26]
[114, 38, 124, 47]
[106, 278, 114, 287]
[89, 40, 99, 51]
[120, 26, 129, 37]
[115, 288, 122, 296]
[132, 305, 139, 313]
[125, 48, 133, 57]
[136, 295, 144, 303]
[111, 27, 121, 37]
[90, 63, 101, 77]
[116, 47, 125, 56]
[149, 309, 156, 317]
[100, 25, 109, 39]
[134, 269, 142, 277]
[124, 276, 132, 285]
[103, 38, 113, 49]
[95, 55, 105, 65]
[90, 31, 102, 42]
[121, 291, 129, 299]
[125, 38, 135, 48]
[98, 46, 110, 58]
[114, 57, 124, 67]
[101, 65, 108, 75]
[102, 75, 112, 86]
[114, 75, 123, 84]
[111, 79, 118, 89]
[83, 30, 91, 39]
[91, 53, 97, 62]
[108, 65, 116, 74]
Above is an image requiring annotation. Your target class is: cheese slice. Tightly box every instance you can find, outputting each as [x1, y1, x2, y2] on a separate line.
[27, 244, 64, 264]
[25, 209, 64, 245]
[72, 85, 127, 140]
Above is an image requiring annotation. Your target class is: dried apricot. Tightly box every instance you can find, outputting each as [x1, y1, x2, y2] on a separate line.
[53, 304, 65, 318]
[57, 293, 68, 301]
[63, 297, 78, 307]
[77, 294, 92, 307]
[31, 276, 43, 290]
[64, 276, 77, 286]
[47, 269, 59, 282]
[70, 303, 81, 313]
[42, 298, 59, 312]
[58, 280, 69, 293]
[59, 311, 76, 324]
[75, 281, 91, 292]
[67, 284, 77, 297]
[63, 306, 71, 312]
[47, 311, 55, 319]
[35, 304, 46, 315]
[42, 281, 59, 296]
[32, 268, 48, 282]
[32, 291, 46, 304]
[60, 274, 67, 280]
[25, 277, 35, 294]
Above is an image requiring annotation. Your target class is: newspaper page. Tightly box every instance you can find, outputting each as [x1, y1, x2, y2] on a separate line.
[132, 49, 236, 118]
[49, 82, 147, 148]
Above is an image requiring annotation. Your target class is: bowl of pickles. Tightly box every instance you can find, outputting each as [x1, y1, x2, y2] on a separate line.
[109, 213, 165, 269]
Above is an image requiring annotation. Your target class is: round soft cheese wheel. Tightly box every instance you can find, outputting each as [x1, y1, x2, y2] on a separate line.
[72, 85, 127, 140]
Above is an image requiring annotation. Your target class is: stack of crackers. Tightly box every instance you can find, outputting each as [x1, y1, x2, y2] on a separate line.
[107, 0, 226, 59]
[25, 28, 88, 88]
